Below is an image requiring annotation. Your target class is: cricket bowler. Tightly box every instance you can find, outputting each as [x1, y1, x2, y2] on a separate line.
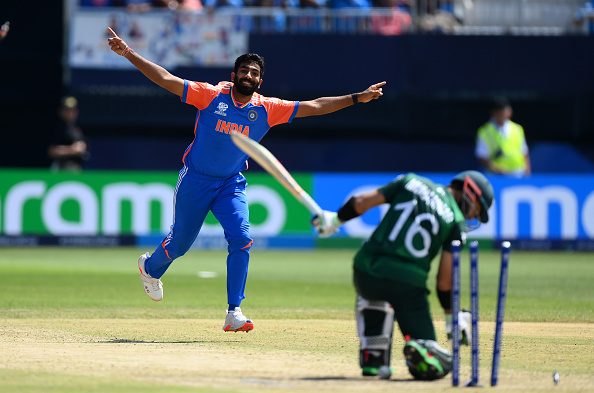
[107, 27, 385, 332]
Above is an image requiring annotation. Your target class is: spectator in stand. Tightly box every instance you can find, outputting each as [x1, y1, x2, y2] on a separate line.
[574, 1, 594, 35]
[256, 0, 298, 33]
[295, 0, 327, 34]
[204, 0, 244, 9]
[125, 0, 153, 12]
[417, 0, 460, 34]
[330, 0, 371, 34]
[371, 0, 412, 35]
[330, 0, 371, 8]
[164, 0, 203, 11]
[258, 0, 298, 7]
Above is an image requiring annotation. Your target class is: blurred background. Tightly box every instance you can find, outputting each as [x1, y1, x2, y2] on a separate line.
[0, 0, 593, 248]
[1, 0, 593, 172]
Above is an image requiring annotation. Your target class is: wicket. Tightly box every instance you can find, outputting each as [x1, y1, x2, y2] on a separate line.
[469, 241, 480, 386]
[491, 241, 511, 386]
[451, 240, 461, 387]
[451, 240, 511, 387]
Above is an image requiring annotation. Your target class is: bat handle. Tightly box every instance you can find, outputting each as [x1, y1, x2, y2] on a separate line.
[300, 192, 323, 217]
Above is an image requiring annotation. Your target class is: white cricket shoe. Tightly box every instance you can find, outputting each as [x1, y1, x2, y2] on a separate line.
[138, 252, 163, 301]
[223, 307, 254, 332]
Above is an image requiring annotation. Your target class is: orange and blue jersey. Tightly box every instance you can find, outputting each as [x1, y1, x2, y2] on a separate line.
[143, 80, 299, 307]
[180, 80, 299, 178]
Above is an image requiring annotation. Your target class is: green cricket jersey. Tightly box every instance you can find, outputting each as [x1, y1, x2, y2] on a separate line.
[353, 173, 467, 288]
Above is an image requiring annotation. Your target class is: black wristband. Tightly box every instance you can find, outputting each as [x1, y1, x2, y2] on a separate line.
[351, 93, 358, 105]
[337, 196, 360, 222]
[437, 289, 452, 310]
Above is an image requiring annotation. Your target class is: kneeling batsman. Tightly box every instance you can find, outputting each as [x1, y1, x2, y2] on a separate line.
[311, 171, 494, 380]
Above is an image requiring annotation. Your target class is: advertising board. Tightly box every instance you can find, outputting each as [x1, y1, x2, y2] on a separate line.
[1, 170, 592, 249]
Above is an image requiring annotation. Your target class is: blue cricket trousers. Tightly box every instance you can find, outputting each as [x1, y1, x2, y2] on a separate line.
[144, 166, 253, 305]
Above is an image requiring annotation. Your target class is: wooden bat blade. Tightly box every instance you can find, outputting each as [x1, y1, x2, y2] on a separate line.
[230, 133, 323, 216]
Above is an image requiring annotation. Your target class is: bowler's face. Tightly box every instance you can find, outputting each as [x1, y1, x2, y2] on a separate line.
[232, 62, 262, 96]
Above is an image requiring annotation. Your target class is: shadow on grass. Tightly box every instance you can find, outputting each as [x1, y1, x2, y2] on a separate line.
[97, 338, 244, 344]
[301, 376, 417, 382]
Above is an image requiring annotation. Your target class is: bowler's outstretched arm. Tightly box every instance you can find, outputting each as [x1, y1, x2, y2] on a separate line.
[295, 81, 386, 118]
[107, 27, 184, 97]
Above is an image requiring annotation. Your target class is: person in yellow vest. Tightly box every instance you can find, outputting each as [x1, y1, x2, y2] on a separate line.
[475, 97, 531, 177]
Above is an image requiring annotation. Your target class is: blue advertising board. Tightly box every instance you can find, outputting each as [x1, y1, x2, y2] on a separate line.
[1, 170, 592, 250]
[314, 173, 594, 243]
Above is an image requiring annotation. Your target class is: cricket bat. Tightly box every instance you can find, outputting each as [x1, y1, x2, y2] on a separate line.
[230, 132, 323, 217]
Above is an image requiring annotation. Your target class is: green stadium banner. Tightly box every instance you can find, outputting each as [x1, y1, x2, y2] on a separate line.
[0, 169, 313, 237]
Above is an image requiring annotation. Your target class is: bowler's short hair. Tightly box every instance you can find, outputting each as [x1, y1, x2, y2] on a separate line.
[234, 53, 265, 76]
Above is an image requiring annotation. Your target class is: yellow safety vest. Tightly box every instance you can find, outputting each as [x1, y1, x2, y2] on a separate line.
[477, 121, 526, 173]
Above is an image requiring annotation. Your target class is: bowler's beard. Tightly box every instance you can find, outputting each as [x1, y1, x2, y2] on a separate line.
[234, 75, 258, 96]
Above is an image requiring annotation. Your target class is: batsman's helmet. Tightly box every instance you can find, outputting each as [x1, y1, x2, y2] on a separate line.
[451, 170, 494, 223]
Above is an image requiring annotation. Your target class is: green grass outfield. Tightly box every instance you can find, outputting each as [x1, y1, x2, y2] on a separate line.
[1, 247, 593, 393]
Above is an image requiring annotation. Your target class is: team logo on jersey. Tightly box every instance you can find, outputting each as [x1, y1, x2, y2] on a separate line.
[248, 110, 258, 121]
[215, 119, 250, 137]
[215, 102, 228, 116]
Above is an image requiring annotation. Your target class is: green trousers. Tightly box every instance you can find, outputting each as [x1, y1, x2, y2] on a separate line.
[353, 268, 436, 341]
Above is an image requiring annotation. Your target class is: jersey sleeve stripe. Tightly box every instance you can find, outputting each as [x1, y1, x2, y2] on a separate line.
[288, 102, 299, 123]
[181, 80, 189, 103]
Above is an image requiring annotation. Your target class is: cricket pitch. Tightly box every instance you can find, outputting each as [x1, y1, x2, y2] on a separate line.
[1, 318, 592, 393]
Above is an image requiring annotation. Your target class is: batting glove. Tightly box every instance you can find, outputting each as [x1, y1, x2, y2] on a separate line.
[311, 210, 341, 237]
[445, 310, 472, 346]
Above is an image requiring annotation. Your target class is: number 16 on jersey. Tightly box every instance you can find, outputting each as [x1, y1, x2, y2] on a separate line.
[388, 199, 439, 258]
